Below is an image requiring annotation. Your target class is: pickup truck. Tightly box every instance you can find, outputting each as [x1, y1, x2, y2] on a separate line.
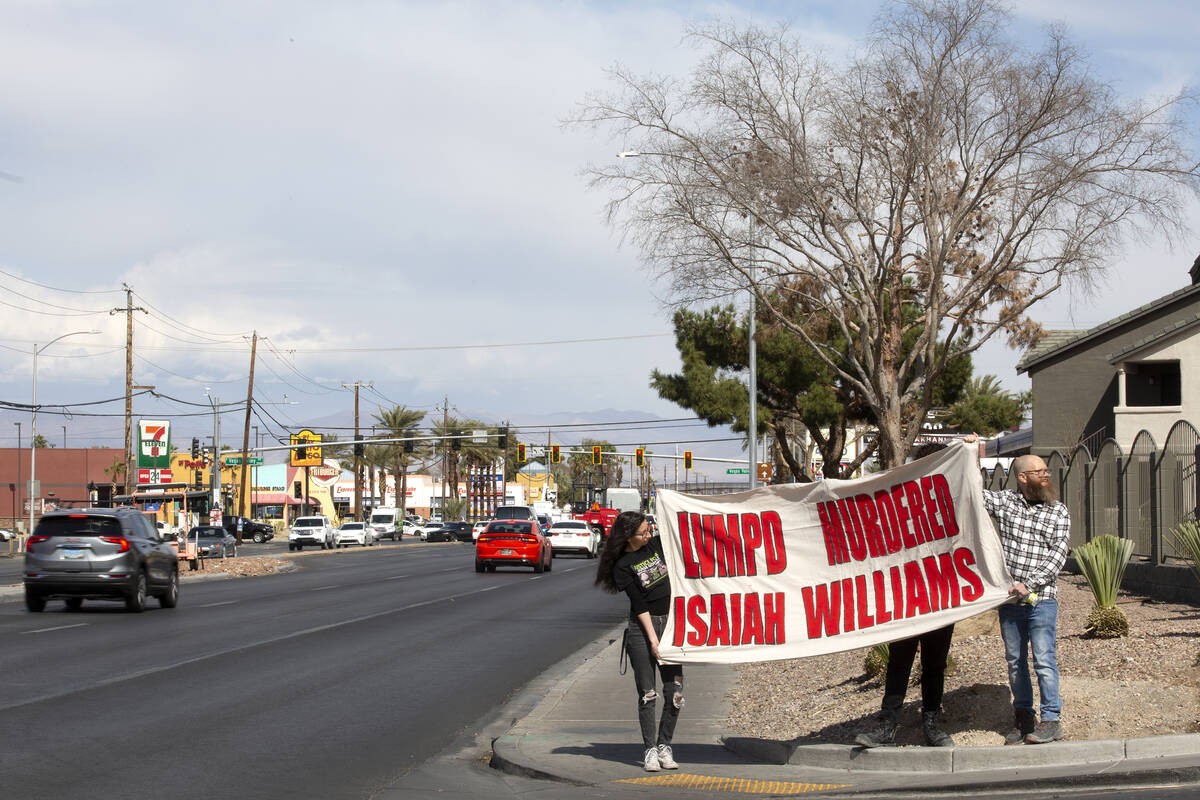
[222, 515, 276, 543]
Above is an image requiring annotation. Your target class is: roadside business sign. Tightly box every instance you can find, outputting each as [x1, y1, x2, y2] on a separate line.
[290, 429, 323, 467]
[137, 419, 172, 484]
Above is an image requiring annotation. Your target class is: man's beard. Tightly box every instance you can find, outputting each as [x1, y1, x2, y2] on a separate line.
[1024, 480, 1058, 505]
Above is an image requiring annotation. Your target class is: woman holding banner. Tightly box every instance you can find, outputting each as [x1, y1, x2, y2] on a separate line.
[596, 510, 683, 772]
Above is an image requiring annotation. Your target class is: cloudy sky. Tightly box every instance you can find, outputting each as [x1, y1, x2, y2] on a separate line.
[1, 0, 1197, 455]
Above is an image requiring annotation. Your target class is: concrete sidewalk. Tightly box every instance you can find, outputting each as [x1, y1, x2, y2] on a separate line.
[491, 625, 1200, 795]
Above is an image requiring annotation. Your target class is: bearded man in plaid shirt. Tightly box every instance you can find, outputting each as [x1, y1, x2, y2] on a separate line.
[966, 438, 1071, 745]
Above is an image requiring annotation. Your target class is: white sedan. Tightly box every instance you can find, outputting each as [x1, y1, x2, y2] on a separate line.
[336, 521, 375, 547]
[547, 520, 601, 559]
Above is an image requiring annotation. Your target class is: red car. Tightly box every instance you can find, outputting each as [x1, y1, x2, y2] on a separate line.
[475, 520, 553, 574]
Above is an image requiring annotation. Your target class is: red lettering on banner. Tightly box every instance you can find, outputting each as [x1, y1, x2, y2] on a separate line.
[891, 486, 916, 549]
[730, 592, 743, 646]
[890, 564, 905, 620]
[817, 502, 849, 565]
[873, 489, 903, 554]
[691, 513, 714, 576]
[873, 569, 893, 624]
[922, 553, 960, 611]
[762, 512, 786, 574]
[742, 593, 764, 644]
[855, 494, 886, 557]
[707, 594, 730, 646]
[955, 547, 984, 601]
[855, 574, 875, 628]
[841, 577, 856, 633]
[673, 596, 687, 646]
[933, 474, 960, 537]
[686, 596, 709, 646]
[837, 499, 867, 561]
[741, 513, 762, 575]
[920, 476, 946, 540]
[903, 560, 932, 617]
[904, 481, 933, 544]
[802, 582, 841, 638]
[676, 513, 699, 578]
[764, 593, 785, 644]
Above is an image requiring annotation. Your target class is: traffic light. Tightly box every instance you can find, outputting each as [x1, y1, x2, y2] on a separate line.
[293, 480, 303, 499]
[550, 444, 560, 464]
[497, 427, 508, 449]
[354, 443, 364, 457]
[592, 445, 602, 466]
[635, 447, 645, 468]
[451, 429, 461, 451]
[191, 437, 200, 458]
[684, 450, 693, 470]
[517, 443, 527, 463]
[193, 470, 203, 487]
[403, 439, 414, 453]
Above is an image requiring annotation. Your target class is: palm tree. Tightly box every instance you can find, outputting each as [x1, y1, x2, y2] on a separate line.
[372, 406, 426, 522]
[104, 455, 126, 500]
[429, 416, 469, 517]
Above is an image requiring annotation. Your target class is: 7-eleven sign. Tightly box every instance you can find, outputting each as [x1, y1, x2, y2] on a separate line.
[137, 419, 172, 483]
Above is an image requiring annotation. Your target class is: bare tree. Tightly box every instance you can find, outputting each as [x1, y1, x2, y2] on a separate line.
[576, 0, 1199, 466]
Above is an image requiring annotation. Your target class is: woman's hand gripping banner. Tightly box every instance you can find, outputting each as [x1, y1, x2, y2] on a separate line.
[655, 441, 1012, 664]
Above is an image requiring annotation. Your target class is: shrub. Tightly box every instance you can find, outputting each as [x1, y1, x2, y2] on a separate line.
[863, 643, 889, 678]
[1073, 534, 1134, 638]
[1167, 521, 1200, 588]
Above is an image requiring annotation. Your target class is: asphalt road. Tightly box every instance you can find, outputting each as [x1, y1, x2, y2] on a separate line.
[0, 542, 626, 800]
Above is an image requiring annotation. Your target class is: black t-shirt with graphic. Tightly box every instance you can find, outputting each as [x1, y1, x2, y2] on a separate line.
[612, 535, 671, 618]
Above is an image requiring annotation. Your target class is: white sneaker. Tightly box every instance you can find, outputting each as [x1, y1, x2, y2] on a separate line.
[643, 747, 660, 772]
[657, 744, 678, 769]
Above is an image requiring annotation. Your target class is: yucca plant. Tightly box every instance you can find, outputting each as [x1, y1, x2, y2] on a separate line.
[1166, 520, 1200, 589]
[1073, 534, 1134, 638]
[863, 643, 889, 677]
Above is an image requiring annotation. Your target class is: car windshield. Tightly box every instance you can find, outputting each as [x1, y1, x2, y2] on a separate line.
[34, 516, 121, 537]
[493, 507, 533, 520]
[294, 519, 322, 527]
[341, 523, 363, 530]
[488, 522, 533, 534]
[194, 528, 225, 538]
[370, 513, 394, 524]
[553, 522, 587, 530]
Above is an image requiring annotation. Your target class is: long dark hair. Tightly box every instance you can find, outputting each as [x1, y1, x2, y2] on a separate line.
[594, 510, 647, 593]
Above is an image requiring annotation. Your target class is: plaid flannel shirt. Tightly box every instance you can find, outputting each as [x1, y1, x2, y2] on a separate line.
[982, 488, 1071, 598]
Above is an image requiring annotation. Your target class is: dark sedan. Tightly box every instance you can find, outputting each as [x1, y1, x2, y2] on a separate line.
[192, 526, 238, 558]
[423, 522, 471, 543]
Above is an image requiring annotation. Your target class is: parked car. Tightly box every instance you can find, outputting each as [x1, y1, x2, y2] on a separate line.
[336, 521, 375, 547]
[222, 515, 275, 543]
[443, 521, 472, 542]
[288, 515, 335, 551]
[422, 522, 468, 542]
[471, 521, 490, 541]
[546, 520, 601, 559]
[193, 525, 238, 559]
[23, 507, 180, 612]
[400, 520, 421, 539]
[0, 527, 19, 542]
[475, 519, 553, 573]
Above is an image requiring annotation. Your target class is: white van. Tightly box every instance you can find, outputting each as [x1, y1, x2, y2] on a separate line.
[369, 507, 402, 540]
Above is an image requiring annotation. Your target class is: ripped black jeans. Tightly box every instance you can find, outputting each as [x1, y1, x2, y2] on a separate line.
[625, 614, 683, 749]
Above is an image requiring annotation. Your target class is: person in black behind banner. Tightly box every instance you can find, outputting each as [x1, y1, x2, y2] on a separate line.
[857, 441, 955, 748]
[596, 510, 683, 772]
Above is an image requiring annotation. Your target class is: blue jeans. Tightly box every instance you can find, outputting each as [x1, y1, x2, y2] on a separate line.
[998, 598, 1061, 721]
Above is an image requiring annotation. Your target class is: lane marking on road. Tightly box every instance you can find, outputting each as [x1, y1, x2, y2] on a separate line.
[310, 585, 339, 592]
[23, 623, 89, 635]
[198, 600, 238, 608]
[384, 574, 410, 580]
[0, 580, 531, 713]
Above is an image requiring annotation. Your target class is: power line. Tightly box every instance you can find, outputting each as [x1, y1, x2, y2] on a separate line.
[0, 267, 122, 295]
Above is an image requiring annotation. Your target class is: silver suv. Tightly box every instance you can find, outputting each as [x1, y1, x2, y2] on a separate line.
[288, 515, 334, 551]
[24, 507, 180, 613]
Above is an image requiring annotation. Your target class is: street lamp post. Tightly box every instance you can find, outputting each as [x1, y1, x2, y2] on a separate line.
[619, 149, 760, 490]
[30, 330, 100, 538]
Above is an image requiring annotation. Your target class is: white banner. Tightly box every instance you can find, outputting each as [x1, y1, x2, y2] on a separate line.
[655, 441, 1012, 664]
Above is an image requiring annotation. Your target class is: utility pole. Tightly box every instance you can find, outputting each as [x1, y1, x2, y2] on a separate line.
[441, 396, 448, 519]
[237, 332, 258, 541]
[111, 284, 146, 496]
[342, 381, 371, 520]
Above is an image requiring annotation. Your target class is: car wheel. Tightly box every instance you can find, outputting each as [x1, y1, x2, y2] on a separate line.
[125, 571, 147, 613]
[534, 556, 545, 574]
[253, 532, 264, 544]
[229, 545, 237, 558]
[25, 589, 45, 612]
[475, 560, 484, 573]
[65, 597, 84, 611]
[189, 558, 199, 571]
[546, 551, 553, 572]
[158, 569, 179, 609]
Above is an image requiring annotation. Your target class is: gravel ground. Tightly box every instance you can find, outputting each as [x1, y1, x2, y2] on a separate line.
[726, 573, 1200, 746]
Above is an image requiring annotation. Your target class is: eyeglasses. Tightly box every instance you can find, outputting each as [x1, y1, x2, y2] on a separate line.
[1021, 468, 1050, 476]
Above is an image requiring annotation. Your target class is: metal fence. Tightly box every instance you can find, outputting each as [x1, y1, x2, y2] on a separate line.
[982, 420, 1200, 563]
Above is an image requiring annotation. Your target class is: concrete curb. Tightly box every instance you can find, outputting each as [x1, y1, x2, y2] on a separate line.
[722, 733, 1200, 773]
